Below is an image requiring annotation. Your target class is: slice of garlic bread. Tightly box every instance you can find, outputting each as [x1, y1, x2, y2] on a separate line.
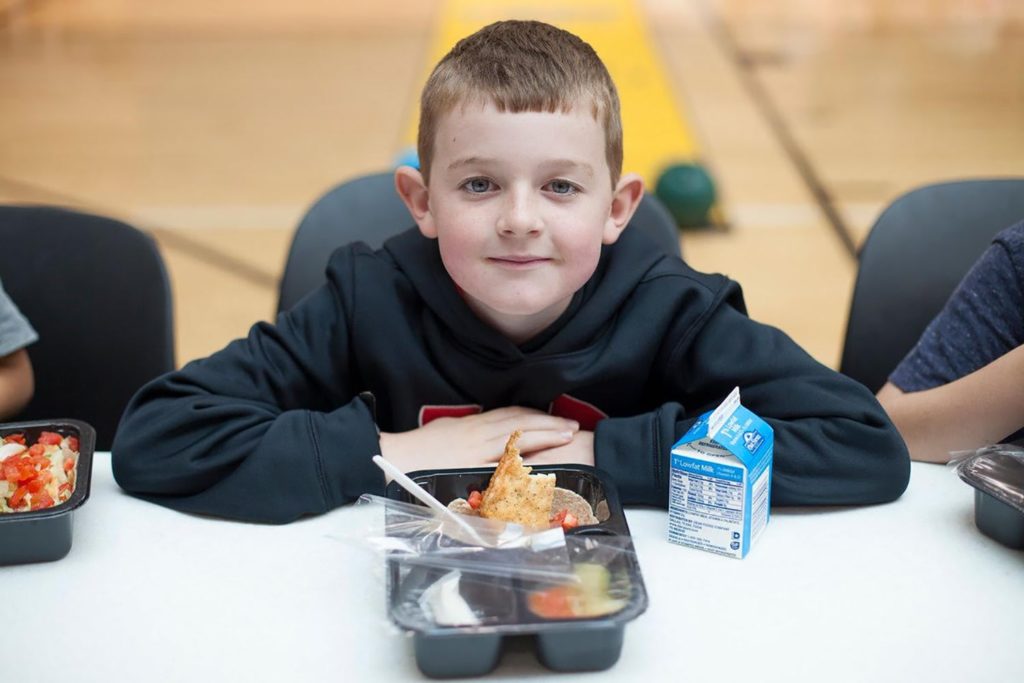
[479, 430, 556, 528]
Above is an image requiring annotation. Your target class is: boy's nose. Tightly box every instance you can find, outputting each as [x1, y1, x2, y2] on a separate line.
[496, 190, 543, 236]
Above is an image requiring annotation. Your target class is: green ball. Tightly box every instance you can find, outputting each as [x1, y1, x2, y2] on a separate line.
[654, 163, 716, 228]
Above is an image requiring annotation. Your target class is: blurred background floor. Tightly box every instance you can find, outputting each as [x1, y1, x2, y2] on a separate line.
[1, 0, 1022, 367]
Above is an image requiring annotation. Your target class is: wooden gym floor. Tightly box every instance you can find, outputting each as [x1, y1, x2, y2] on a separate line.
[1, 0, 1022, 369]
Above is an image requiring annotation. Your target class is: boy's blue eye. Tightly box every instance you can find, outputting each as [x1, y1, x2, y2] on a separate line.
[547, 180, 578, 195]
[464, 178, 493, 193]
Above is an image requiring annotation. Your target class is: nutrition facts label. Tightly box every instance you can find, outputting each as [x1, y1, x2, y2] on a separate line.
[668, 393, 773, 559]
[670, 470, 743, 523]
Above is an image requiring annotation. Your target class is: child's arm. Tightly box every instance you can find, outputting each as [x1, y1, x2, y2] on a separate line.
[594, 297, 910, 509]
[877, 226, 1024, 462]
[111, 284, 382, 523]
[0, 349, 34, 419]
[877, 344, 1024, 462]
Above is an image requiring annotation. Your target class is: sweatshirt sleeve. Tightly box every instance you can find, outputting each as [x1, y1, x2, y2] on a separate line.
[890, 233, 1024, 392]
[111, 276, 386, 523]
[595, 283, 910, 508]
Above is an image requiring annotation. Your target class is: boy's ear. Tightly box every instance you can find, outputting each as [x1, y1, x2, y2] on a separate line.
[394, 166, 437, 238]
[603, 172, 645, 244]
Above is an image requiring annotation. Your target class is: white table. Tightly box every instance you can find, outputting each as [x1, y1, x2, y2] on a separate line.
[3, 454, 1021, 682]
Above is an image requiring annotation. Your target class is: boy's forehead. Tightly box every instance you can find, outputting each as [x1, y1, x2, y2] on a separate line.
[431, 101, 607, 174]
[435, 98, 604, 140]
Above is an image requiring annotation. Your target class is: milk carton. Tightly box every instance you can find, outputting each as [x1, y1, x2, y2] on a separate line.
[668, 387, 773, 558]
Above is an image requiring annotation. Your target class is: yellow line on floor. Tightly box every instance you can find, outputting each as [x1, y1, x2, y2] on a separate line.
[403, 0, 700, 187]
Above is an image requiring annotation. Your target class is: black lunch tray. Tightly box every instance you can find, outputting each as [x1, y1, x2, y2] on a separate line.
[384, 465, 648, 678]
[0, 419, 95, 565]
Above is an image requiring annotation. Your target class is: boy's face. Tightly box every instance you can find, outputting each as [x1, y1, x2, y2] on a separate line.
[396, 101, 643, 342]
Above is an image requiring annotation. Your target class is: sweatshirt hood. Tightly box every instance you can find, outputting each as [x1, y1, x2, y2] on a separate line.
[382, 226, 671, 365]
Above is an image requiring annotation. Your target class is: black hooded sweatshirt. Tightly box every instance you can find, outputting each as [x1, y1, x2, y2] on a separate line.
[112, 227, 910, 523]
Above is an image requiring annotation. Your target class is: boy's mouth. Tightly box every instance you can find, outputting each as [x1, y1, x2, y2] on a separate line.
[488, 255, 552, 269]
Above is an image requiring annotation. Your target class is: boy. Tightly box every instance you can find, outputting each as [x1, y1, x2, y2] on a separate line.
[0, 277, 36, 420]
[112, 20, 909, 523]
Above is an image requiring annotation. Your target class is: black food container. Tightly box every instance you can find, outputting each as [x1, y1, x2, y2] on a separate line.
[385, 465, 648, 678]
[0, 419, 95, 565]
[957, 449, 1024, 549]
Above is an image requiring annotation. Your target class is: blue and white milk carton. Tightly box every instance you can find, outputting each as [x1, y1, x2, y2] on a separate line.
[668, 387, 773, 559]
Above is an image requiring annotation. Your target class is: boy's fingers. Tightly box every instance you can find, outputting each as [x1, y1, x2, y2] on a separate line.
[486, 412, 579, 434]
[488, 429, 574, 459]
[478, 406, 548, 422]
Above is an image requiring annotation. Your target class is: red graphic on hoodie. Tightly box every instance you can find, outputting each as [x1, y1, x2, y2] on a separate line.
[418, 395, 607, 430]
[548, 394, 608, 431]
[419, 404, 483, 427]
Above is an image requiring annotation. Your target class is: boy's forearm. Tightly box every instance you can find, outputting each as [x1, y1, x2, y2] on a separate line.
[112, 375, 384, 522]
[596, 391, 909, 509]
[878, 344, 1024, 463]
[111, 288, 386, 523]
[657, 302, 910, 507]
[0, 349, 34, 420]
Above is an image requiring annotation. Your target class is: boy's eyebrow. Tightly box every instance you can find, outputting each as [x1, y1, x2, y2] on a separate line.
[447, 156, 498, 171]
[540, 159, 595, 178]
[447, 157, 595, 177]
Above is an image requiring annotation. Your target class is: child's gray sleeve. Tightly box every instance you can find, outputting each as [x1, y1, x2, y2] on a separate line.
[0, 277, 38, 356]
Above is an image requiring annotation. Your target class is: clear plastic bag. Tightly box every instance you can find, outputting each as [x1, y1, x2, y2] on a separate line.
[388, 533, 644, 632]
[334, 494, 578, 582]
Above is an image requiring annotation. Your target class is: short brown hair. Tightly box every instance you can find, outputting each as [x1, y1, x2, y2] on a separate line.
[417, 20, 622, 187]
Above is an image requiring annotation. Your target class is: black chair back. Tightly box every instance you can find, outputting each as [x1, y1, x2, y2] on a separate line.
[277, 171, 682, 313]
[840, 178, 1024, 392]
[0, 207, 175, 450]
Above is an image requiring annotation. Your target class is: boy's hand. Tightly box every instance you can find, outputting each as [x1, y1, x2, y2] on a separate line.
[521, 430, 595, 467]
[379, 406, 579, 475]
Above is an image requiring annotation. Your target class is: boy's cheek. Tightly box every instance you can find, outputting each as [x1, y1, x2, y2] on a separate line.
[437, 241, 479, 279]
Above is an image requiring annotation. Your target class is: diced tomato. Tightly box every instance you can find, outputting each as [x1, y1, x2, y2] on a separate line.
[18, 463, 36, 482]
[9, 485, 29, 509]
[528, 587, 574, 619]
[467, 490, 483, 510]
[550, 509, 580, 531]
[2, 432, 77, 513]
[68, 436, 79, 452]
[30, 491, 54, 510]
[37, 432, 63, 446]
